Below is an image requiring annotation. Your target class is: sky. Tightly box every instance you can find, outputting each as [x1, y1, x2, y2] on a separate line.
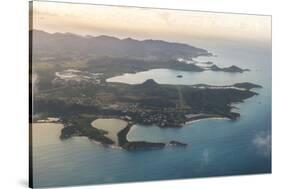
[31, 1, 271, 48]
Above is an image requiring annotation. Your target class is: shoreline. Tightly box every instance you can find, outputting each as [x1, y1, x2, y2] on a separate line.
[34, 112, 240, 150]
[88, 138, 123, 149]
[33, 117, 61, 124]
[184, 116, 230, 125]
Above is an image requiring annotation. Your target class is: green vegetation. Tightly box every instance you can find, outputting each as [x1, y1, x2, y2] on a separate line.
[60, 116, 114, 145]
[117, 125, 166, 150]
[31, 30, 260, 150]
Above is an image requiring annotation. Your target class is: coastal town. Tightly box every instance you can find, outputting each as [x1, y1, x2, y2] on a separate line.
[32, 30, 261, 150]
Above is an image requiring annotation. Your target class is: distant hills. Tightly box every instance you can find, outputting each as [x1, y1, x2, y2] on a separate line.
[31, 30, 210, 61]
[209, 65, 250, 73]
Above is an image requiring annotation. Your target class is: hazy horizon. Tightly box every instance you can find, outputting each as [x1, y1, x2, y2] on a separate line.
[31, 1, 271, 49]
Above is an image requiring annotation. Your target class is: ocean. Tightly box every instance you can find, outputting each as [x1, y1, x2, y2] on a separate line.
[32, 43, 271, 188]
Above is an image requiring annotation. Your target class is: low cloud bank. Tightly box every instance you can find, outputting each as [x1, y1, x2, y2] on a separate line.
[253, 132, 271, 158]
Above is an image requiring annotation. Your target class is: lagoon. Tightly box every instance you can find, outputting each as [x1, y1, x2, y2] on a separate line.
[32, 44, 271, 188]
[91, 118, 128, 145]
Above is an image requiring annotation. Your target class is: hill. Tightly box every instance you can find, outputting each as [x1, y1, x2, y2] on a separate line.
[32, 30, 210, 61]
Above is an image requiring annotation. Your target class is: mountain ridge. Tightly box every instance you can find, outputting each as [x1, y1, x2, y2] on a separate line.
[31, 29, 211, 61]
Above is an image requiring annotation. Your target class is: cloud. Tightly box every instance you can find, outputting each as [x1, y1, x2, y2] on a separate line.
[202, 149, 210, 165]
[202, 149, 209, 163]
[197, 149, 210, 173]
[253, 132, 271, 158]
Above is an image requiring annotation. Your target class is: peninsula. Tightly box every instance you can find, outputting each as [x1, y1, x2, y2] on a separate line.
[34, 77, 260, 150]
[31, 30, 260, 150]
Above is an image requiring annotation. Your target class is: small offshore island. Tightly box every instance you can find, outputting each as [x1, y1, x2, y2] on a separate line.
[32, 30, 261, 151]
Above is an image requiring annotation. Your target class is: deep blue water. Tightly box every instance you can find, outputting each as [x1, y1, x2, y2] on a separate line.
[32, 45, 271, 188]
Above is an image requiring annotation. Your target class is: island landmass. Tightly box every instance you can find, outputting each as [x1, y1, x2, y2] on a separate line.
[31, 30, 260, 150]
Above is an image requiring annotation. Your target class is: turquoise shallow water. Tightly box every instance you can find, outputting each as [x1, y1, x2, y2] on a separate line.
[32, 45, 271, 188]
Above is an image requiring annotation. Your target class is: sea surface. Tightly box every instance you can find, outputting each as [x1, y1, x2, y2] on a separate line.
[32, 44, 271, 188]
